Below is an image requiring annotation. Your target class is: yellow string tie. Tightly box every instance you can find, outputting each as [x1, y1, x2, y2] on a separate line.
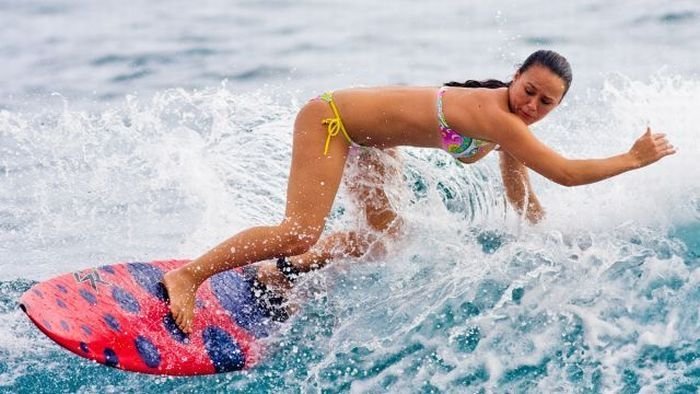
[321, 94, 353, 156]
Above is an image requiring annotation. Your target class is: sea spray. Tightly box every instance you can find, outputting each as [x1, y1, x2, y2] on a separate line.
[0, 74, 698, 391]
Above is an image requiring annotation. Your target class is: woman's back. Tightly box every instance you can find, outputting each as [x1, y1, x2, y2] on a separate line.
[332, 86, 507, 149]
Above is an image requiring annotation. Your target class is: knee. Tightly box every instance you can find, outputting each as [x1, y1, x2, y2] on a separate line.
[295, 99, 326, 126]
[344, 232, 370, 258]
[277, 223, 323, 256]
[366, 207, 399, 232]
[285, 236, 316, 256]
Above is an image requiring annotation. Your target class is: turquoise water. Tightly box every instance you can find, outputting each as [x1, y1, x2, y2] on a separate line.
[2, 223, 699, 392]
[2, 0, 700, 392]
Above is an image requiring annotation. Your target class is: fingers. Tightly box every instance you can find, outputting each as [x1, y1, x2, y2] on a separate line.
[655, 138, 673, 151]
[654, 137, 677, 160]
[661, 145, 677, 156]
[654, 137, 670, 147]
[657, 148, 676, 161]
[643, 125, 665, 139]
[648, 130, 674, 151]
[632, 126, 676, 165]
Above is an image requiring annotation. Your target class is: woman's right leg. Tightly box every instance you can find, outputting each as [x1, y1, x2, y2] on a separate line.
[163, 99, 352, 333]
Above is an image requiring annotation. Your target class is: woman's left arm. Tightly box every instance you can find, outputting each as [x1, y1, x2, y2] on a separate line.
[499, 150, 545, 223]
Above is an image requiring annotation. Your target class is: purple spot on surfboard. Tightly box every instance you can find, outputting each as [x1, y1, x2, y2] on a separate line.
[104, 348, 119, 367]
[104, 314, 121, 332]
[80, 342, 89, 353]
[99, 265, 116, 274]
[162, 313, 188, 343]
[42, 320, 52, 330]
[81, 325, 93, 336]
[33, 289, 44, 299]
[60, 320, 70, 331]
[112, 286, 140, 313]
[135, 336, 161, 368]
[80, 288, 97, 306]
[202, 326, 245, 372]
[56, 284, 68, 293]
[210, 270, 270, 337]
[56, 298, 67, 309]
[126, 263, 166, 301]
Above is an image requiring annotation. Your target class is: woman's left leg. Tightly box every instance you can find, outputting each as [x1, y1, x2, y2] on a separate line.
[163, 99, 352, 332]
[256, 148, 404, 288]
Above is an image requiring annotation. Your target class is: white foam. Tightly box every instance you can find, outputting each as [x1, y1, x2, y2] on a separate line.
[1, 74, 699, 391]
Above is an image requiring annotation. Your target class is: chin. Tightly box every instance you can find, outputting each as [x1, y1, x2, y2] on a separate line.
[518, 113, 534, 124]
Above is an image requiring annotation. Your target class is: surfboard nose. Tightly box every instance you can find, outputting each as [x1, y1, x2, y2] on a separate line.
[19, 259, 271, 375]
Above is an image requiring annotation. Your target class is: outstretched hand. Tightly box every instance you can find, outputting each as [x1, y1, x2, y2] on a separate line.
[628, 127, 676, 168]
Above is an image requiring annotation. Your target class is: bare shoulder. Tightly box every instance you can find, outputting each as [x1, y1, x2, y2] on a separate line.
[451, 88, 526, 141]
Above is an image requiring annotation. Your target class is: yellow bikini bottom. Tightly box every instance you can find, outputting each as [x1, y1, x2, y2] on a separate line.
[317, 91, 359, 155]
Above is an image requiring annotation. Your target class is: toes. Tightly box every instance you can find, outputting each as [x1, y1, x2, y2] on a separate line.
[174, 308, 185, 330]
[173, 308, 192, 334]
[181, 314, 192, 334]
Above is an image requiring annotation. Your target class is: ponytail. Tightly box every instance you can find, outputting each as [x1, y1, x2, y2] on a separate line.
[445, 50, 572, 97]
[443, 79, 511, 89]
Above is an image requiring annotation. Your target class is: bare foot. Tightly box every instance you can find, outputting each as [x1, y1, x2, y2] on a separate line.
[162, 268, 198, 334]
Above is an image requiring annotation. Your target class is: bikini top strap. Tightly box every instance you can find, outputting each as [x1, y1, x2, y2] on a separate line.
[436, 87, 450, 130]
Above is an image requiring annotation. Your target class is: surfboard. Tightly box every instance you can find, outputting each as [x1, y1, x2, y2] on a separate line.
[19, 259, 285, 375]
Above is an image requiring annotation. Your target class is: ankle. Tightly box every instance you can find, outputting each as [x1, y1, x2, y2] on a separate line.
[172, 265, 205, 288]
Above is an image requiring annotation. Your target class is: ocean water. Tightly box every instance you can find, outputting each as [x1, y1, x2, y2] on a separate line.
[1, 0, 700, 392]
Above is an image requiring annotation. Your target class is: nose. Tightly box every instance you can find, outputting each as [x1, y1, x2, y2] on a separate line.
[525, 98, 538, 113]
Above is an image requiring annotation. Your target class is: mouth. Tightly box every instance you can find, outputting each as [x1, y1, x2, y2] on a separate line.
[518, 110, 534, 122]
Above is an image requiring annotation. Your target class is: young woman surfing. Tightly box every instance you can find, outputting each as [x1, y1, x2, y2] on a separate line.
[163, 50, 675, 333]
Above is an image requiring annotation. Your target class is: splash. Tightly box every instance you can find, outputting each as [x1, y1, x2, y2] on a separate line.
[0, 86, 297, 278]
[1, 75, 699, 391]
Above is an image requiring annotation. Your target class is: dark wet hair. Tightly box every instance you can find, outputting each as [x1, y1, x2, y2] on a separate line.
[444, 50, 573, 99]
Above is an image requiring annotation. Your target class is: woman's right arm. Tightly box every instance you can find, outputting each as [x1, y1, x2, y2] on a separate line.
[492, 121, 675, 187]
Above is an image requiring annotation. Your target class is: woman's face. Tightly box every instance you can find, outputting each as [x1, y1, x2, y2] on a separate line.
[509, 64, 567, 125]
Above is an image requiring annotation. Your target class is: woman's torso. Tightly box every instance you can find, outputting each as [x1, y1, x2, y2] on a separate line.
[329, 86, 509, 155]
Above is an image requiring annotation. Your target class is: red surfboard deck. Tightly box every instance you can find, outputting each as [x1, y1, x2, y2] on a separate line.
[19, 260, 282, 375]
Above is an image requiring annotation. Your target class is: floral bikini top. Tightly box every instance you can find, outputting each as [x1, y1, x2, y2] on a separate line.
[437, 87, 496, 159]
